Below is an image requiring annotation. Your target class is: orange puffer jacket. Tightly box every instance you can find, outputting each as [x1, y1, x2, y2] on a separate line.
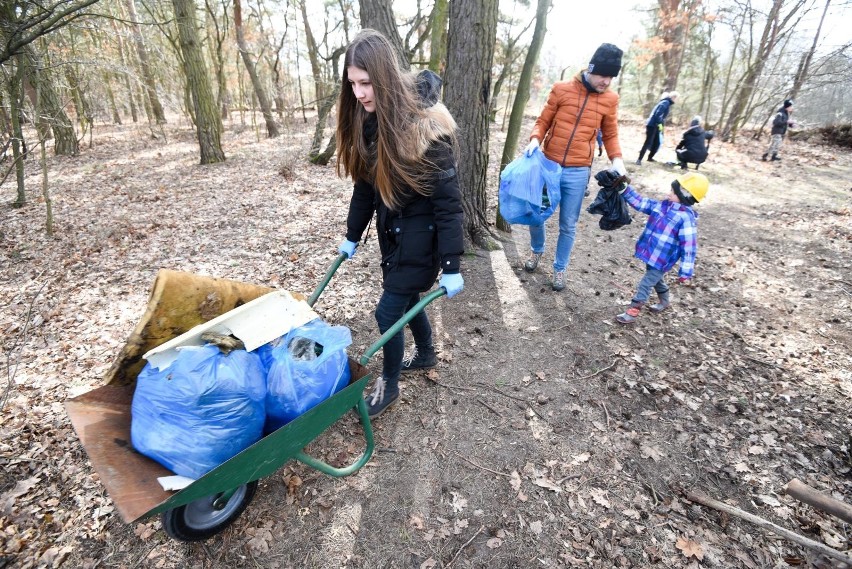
[530, 73, 622, 167]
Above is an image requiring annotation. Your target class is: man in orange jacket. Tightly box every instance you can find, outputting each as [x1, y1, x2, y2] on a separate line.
[522, 43, 627, 291]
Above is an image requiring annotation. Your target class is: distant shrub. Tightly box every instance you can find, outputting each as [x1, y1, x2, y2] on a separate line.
[818, 124, 852, 148]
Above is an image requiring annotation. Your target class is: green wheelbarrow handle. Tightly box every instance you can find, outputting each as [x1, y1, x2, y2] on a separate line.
[307, 252, 349, 307]
[294, 287, 446, 477]
[358, 287, 446, 366]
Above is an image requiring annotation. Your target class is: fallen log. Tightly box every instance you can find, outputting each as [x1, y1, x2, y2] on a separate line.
[785, 478, 852, 524]
[683, 490, 852, 567]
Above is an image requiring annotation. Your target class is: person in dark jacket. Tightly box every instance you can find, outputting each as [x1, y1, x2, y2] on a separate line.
[675, 116, 714, 170]
[762, 99, 794, 161]
[636, 91, 678, 165]
[336, 29, 464, 418]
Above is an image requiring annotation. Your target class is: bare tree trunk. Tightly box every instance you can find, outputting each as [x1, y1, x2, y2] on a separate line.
[790, 0, 830, 100]
[721, 0, 807, 141]
[444, 0, 499, 250]
[111, 19, 139, 123]
[309, 82, 340, 165]
[204, 0, 231, 120]
[234, 0, 278, 137]
[428, 0, 448, 73]
[657, 0, 695, 91]
[10, 55, 27, 207]
[497, 0, 550, 233]
[359, 0, 409, 68]
[299, 0, 325, 103]
[172, 0, 226, 163]
[24, 46, 79, 156]
[490, 14, 536, 123]
[65, 66, 91, 134]
[34, 66, 53, 234]
[125, 0, 167, 124]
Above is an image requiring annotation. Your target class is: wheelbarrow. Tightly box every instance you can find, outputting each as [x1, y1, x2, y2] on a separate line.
[65, 254, 445, 541]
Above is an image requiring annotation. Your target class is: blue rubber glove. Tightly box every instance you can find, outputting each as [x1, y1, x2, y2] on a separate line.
[338, 239, 357, 259]
[439, 273, 464, 298]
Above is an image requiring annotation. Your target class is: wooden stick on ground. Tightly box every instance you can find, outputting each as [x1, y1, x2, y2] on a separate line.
[445, 525, 485, 568]
[684, 490, 852, 567]
[785, 478, 852, 524]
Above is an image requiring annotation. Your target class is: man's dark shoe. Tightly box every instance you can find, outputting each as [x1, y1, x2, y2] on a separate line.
[401, 348, 437, 373]
[761, 153, 768, 161]
[771, 154, 781, 161]
[367, 377, 399, 418]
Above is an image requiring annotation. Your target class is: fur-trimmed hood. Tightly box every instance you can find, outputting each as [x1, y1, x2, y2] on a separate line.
[413, 70, 457, 158]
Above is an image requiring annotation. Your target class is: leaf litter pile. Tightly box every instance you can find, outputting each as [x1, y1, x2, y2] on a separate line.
[1, 117, 850, 568]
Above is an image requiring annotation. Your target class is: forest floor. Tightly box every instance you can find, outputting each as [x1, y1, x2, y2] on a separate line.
[1, 111, 851, 569]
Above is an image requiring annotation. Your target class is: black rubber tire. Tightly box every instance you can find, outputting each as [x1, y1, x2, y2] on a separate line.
[161, 481, 258, 542]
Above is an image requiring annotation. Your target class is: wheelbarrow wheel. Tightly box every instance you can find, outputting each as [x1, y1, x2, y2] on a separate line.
[161, 481, 258, 542]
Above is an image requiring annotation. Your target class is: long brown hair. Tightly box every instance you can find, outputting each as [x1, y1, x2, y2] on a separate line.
[336, 29, 456, 210]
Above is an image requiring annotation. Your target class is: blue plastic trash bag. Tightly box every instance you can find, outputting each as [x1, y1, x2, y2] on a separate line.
[264, 319, 352, 433]
[498, 147, 562, 226]
[131, 345, 267, 479]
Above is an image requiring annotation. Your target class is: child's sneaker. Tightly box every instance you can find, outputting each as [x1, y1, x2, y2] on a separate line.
[616, 306, 641, 324]
[367, 377, 399, 418]
[401, 348, 437, 373]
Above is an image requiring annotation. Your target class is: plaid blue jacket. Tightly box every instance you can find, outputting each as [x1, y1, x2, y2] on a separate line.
[622, 186, 698, 278]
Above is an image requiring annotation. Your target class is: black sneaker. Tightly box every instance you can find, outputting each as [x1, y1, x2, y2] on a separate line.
[401, 348, 438, 373]
[367, 377, 399, 418]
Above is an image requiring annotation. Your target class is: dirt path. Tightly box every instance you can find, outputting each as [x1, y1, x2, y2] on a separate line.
[1, 118, 850, 568]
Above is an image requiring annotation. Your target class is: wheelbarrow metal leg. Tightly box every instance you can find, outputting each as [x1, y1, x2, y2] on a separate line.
[293, 396, 375, 477]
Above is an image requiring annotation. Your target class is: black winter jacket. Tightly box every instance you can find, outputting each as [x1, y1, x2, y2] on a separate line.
[344, 115, 464, 295]
[771, 107, 791, 136]
[676, 125, 712, 165]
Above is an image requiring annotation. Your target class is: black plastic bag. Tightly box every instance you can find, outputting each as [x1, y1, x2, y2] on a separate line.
[587, 186, 632, 230]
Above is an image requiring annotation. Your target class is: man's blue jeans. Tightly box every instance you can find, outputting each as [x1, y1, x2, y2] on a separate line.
[528, 166, 591, 272]
[633, 265, 669, 305]
[375, 290, 432, 388]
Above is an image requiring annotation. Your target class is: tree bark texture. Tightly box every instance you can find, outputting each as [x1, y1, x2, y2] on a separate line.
[444, 0, 499, 250]
[657, 0, 694, 92]
[204, 0, 231, 120]
[234, 0, 279, 137]
[111, 19, 139, 123]
[497, 0, 550, 233]
[309, 82, 340, 165]
[10, 55, 26, 207]
[299, 0, 326, 104]
[359, 0, 409, 68]
[172, 0, 226, 164]
[24, 46, 79, 156]
[429, 0, 449, 75]
[124, 0, 167, 124]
